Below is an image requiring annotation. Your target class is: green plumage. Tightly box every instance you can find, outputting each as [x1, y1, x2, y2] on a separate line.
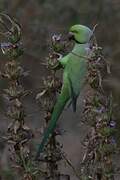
[36, 25, 92, 159]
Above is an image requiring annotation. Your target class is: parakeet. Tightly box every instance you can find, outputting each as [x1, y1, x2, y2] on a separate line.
[36, 24, 93, 159]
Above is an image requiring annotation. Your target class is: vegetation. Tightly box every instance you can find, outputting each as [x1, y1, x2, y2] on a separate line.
[0, 1, 120, 179]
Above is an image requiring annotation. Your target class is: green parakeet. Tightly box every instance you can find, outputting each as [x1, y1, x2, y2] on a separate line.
[36, 24, 93, 159]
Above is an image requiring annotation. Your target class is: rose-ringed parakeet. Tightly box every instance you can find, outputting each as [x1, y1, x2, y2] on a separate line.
[36, 24, 93, 159]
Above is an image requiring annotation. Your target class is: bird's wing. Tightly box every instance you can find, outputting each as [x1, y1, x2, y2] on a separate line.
[65, 53, 87, 112]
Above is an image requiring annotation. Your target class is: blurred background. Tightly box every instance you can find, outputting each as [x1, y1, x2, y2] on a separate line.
[0, 0, 120, 179]
[0, 0, 120, 95]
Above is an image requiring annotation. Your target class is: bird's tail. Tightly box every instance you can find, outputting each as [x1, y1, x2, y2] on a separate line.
[35, 84, 69, 159]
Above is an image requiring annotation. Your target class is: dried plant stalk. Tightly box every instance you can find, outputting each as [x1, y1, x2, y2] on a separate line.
[0, 14, 44, 180]
[36, 33, 71, 180]
[81, 43, 116, 179]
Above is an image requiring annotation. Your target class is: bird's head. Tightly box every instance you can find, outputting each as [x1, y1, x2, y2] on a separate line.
[68, 24, 93, 44]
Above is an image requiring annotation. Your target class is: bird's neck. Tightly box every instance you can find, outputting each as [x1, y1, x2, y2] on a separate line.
[72, 43, 90, 56]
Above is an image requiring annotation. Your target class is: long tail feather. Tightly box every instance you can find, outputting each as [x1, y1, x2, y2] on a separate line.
[35, 84, 69, 159]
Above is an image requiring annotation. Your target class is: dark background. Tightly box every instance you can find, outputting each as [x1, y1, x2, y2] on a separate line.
[0, 0, 120, 179]
[1, 0, 120, 95]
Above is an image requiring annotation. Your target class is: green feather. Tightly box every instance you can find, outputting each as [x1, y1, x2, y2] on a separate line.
[35, 25, 92, 159]
[35, 72, 70, 158]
